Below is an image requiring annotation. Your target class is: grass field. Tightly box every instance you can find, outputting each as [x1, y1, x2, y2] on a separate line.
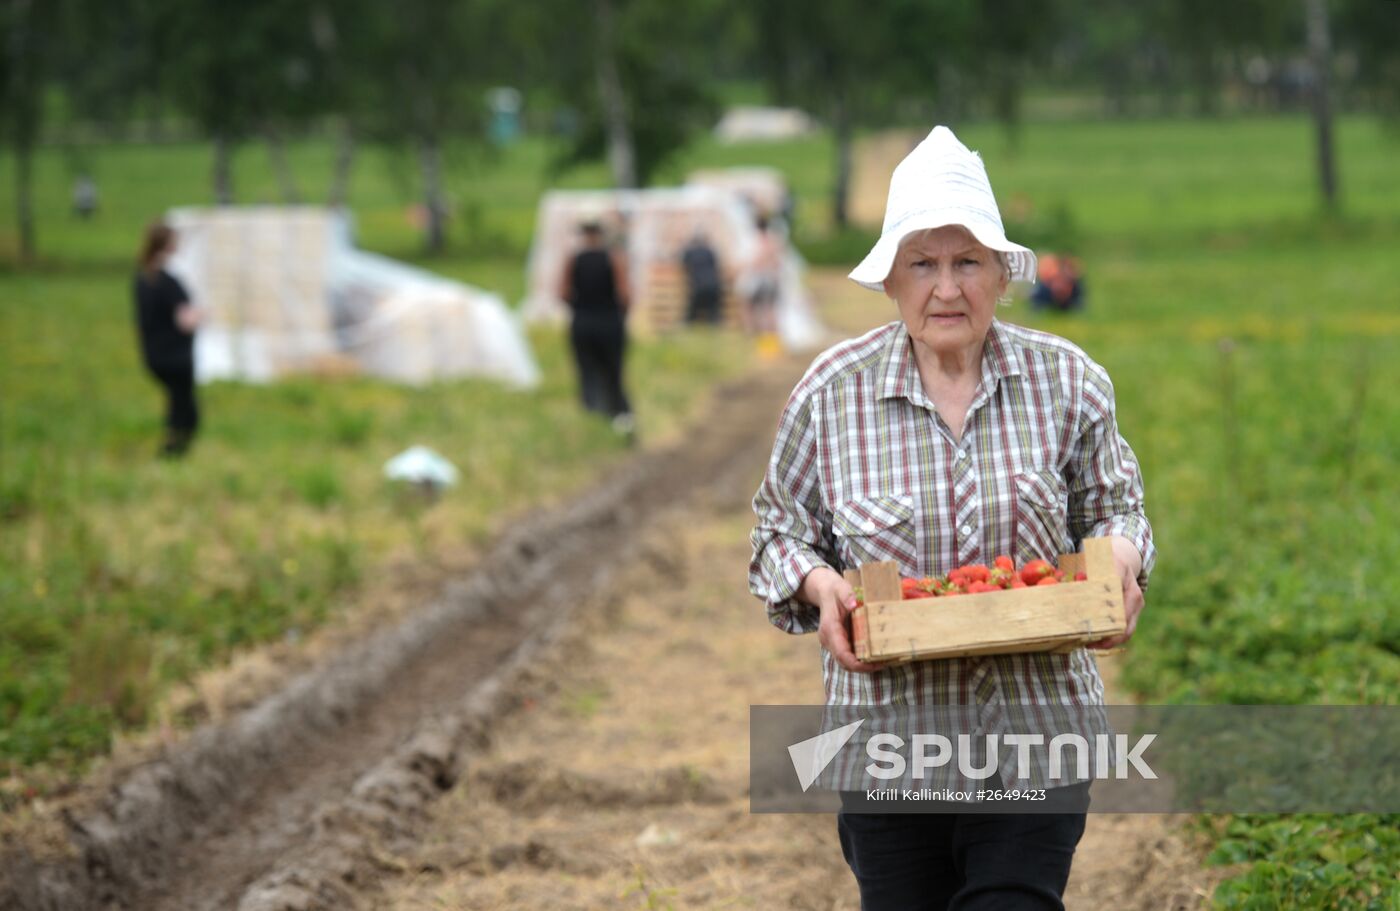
[3, 115, 1399, 907]
[0, 134, 759, 772]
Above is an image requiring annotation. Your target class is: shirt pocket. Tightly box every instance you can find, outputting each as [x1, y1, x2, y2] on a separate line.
[831, 493, 918, 572]
[1013, 469, 1071, 564]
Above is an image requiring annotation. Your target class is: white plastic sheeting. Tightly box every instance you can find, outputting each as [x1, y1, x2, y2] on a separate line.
[165, 207, 539, 388]
[713, 106, 817, 143]
[521, 184, 824, 352]
[686, 166, 790, 219]
[383, 445, 460, 488]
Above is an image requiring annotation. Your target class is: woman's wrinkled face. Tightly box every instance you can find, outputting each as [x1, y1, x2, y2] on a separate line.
[883, 226, 1008, 358]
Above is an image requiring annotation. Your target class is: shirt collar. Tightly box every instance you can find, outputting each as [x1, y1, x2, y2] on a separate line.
[878, 318, 1023, 405]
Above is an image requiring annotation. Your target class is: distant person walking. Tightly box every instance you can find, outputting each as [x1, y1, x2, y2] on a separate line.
[681, 229, 723, 325]
[72, 174, 99, 220]
[558, 221, 635, 438]
[745, 215, 784, 359]
[134, 222, 201, 457]
[745, 215, 782, 334]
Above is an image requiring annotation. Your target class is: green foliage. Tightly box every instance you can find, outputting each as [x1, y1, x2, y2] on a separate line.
[1204, 815, 1400, 909]
[963, 119, 1400, 909]
[541, 0, 723, 187]
[293, 465, 343, 510]
[329, 407, 375, 448]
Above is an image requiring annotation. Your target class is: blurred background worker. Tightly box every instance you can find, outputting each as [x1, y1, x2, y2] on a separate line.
[72, 173, 99, 220]
[133, 222, 201, 457]
[558, 220, 636, 439]
[745, 214, 783, 356]
[1031, 253, 1086, 312]
[681, 229, 723, 325]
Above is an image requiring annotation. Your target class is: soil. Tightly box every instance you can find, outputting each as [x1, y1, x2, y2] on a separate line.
[372, 426, 1226, 911]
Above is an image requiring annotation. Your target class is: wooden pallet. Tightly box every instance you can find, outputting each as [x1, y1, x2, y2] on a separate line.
[846, 538, 1125, 664]
[635, 262, 744, 335]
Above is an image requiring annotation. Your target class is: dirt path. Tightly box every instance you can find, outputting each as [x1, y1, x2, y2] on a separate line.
[369, 384, 1219, 910]
[1064, 657, 1224, 910]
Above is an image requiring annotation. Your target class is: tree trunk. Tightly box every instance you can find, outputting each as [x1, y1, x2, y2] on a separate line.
[831, 89, 853, 231]
[936, 63, 965, 126]
[1102, 55, 1132, 118]
[994, 73, 1023, 155]
[265, 128, 301, 204]
[8, 0, 39, 262]
[1305, 0, 1338, 211]
[328, 121, 355, 208]
[15, 138, 35, 264]
[212, 135, 234, 205]
[594, 0, 636, 189]
[1192, 53, 1219, 117]
[418, 134, 447, 254]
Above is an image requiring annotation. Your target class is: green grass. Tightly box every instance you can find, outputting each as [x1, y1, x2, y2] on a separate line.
[975, 117, 1400, 911]
[4, 115, 1400, 905]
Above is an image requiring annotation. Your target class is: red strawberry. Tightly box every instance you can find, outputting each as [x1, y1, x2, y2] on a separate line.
[1020, 560, 1054, 586]
[1073, 571, 1088, 582]
[967, 581, 998, 594]
[989, 567, 1014, 589]
[1036, 576, 1059, 586]
[1011, 578, 1027, 589]
[994, 555, 1014, 572]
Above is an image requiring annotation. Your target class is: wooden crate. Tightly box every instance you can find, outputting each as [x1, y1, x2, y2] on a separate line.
[846, 538, 1125, 663]
[635, 261, 744, 336]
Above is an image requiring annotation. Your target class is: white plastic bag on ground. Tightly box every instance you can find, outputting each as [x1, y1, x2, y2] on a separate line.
[383, 446, 460, 488]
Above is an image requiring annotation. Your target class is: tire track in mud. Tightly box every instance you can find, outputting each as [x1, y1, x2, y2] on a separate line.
[0, 359, 807, 911]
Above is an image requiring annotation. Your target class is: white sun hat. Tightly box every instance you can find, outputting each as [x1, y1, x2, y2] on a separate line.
[849, 125, 1037, 291]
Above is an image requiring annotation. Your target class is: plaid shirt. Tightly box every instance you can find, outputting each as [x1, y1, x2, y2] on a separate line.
[749, 318, 1155, 730]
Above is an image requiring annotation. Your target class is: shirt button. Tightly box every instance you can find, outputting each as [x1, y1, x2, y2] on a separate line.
[863, 520, 876, 533]
[957, 449, 968, 460]
[960, 524, 972, 536]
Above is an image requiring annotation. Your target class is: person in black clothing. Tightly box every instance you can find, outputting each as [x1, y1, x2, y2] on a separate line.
[680, 230, 722, 325]
[134, 222, 201, 457]
[557, 221, 635, 438]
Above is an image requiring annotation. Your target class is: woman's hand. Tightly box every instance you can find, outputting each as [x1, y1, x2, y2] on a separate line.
[799, 567, 880, 674]
[1087, 536, 1145, 650]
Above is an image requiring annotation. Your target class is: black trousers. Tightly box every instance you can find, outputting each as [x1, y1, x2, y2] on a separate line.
[569, 317, 631, 419]
[686, 286, 721, 324]
[149, 363, 199, 434]
[837, 785, 1089, 911]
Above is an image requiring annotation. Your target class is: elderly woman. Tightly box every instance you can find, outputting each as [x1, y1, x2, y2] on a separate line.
[748, 127, 1154, 910]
